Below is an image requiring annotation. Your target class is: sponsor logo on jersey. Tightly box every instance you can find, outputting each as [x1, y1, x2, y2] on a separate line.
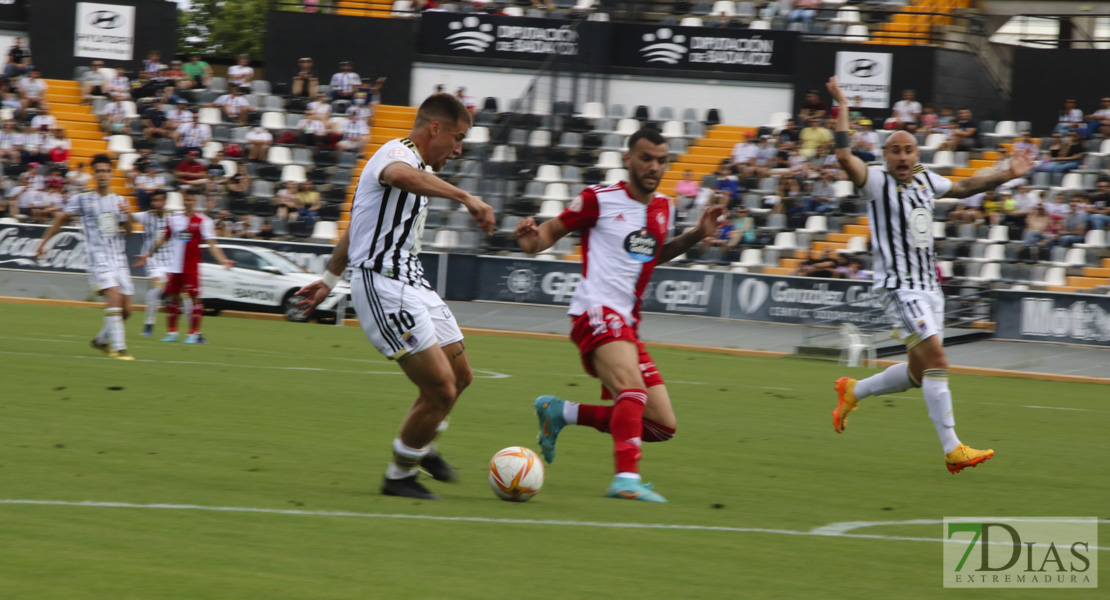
[623, 229, 658, 263]
[178, 231, 193, 241]
[615, 213, 626, 222]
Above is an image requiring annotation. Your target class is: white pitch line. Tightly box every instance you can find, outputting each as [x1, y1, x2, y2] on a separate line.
[0, 500, 1106, 551]
[0, 349, 510, 379]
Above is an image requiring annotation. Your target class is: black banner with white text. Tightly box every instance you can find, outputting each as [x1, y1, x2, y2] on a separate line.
[994, 291, 1110, 348]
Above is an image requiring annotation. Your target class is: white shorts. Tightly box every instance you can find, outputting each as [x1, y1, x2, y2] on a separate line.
[88, 262, 135, 296]
[880, 288, 944, 349]
[350, 268, 463, 360]
[146, 264, 170, 283]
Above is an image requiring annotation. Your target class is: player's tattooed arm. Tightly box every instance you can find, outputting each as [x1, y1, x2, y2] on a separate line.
[658, 205, 727, 263]
[946, 150, 1034, 199]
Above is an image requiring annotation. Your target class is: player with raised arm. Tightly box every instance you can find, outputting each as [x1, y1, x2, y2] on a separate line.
[295, 93, 494, 500]
[825, 76, 1034, 473]
[37, 153, 136, 360]
[515, 128, 726, 502]
[136, 191, 233, 344]
[132, 189, 172, 338]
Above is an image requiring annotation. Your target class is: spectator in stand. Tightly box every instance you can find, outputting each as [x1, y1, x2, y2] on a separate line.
[142, 97, 170, 138]
[133, 162, 165, 211]
[297, 181, 322, 226]
[297, 114, 330, 149]
[830, 95, 863, 125]
[166, 99, 193, 133]
[890, 89, 922, 132]
[212, 85, 253, 126]
[1002, 183, 1038, 227]
[174, 149, 208, 190]
[335, 111, 370, 154]
[245, 125, 272, 162]
[799, 117, 832, 159]
[981, 189, 1004, 225]
[948, 193, 984, 224]
[9, 173, 32, 219]
[1087, 178, 1110, 231]
[798, 89, 827, 122]
[919, 104, 939, 133]
[233, 214, 260, 238]
[30, 105, 56, 131]
[292, 57, 319, 99]
[778, 118, 800, 144]
[213, 209, 235, 237]
[347, 90, 373, 126]
[131, 147, 161, 182]
[44, 128, 71, 165]
[1012, 130, 1037, 156]
[307, 92, 332, 119]
[18, 68, 47, 112]
[807, 172, 837, 214]
[733, 206, 756, 244]
[228, 54, 254, 88]
[155, 84, 186, 107]
[8, 38, 26, 65]
[81, 60, 108, 103]
[936, 106, 956, 136]
[107, 68, 130, 96]
[456, 87, 478, 115]
[173, 112, 212, 156]
[368, 77, 386, 126]
[851, 118, 878, 162]
[712, 162, 741, 205]
[329, 61, 360, 102]
[729, 133, 759, 179]
[225, 163, 251, 203]
[695, 210, 740, 262]
[2, 53, 25, 90]
[66, 162, 91, 193]
[276, 180, 301, 221]
[945, 108, 979, 152]
[164, 60, 193, 91]
[1054, 98, 1084, 135]
[100, 93, 129, 135]
[201, 179, 226, 214]
[1034, 130, 1084, 175]
[142, 50, 163, 76]
[183, 54, 213, 88]
[673, 169, 699, 213]
[787, 0, 820, 30]
[795, 249, 838, 277]
[206, 150, 229, 186]
[1055, 195, 1087, 247]
[1085, 96, 1110, 139]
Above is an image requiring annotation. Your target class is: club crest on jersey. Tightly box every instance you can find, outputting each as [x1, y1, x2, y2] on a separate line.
[624, 228, 659, 263]
[568, 195, 584, 213]
[387, 146, 407, 159]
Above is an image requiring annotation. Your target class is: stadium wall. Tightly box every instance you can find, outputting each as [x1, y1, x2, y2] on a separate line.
[28, 0, 176, 78]
[265, 11, 414, 107]
[1010, 47, 1110, 135]
[411, 62, 792, 127]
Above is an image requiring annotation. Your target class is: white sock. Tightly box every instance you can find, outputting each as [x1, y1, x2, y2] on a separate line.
[615, 472, 641, 482]
[145, 287, 162, 326]
[854, 363, 916, 400]
[562, 400, 579, 425]
[922, 369, 961, 453]
[94, 322, 110, 345]
[106, 308, 125, 352]
[183, 297, 193, 317]
[386, 437, 428, 480]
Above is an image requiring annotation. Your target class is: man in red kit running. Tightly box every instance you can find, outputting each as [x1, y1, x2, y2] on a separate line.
[137, 191, 233, 343]
[515, 128, 725, 502]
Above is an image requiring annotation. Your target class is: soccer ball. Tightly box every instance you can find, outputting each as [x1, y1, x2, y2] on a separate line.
[487, 446, 545, 502]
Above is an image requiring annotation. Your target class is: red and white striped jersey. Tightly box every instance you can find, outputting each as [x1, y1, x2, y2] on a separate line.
[164, 213, 215, 274]
[559, 181, 674, 326]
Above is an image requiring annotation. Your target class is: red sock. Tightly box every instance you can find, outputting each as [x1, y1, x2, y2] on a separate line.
[166, 300, 180, 332]
[189, 301, 203, 335]
[642, 419, 676, 442]
[576, 404, 613, 433]
[610, 389, 647, 474]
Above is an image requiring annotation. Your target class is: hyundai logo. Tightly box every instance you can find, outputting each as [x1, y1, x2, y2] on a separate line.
[88, 10, 123, 29]
[847, 59, 881, 78]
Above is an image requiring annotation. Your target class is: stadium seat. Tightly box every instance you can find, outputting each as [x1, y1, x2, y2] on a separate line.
[116, 152, 139, 173]
[615, 118, 640, 136]
[766, 231, 798, 251]
[208, 77, 227, 93]
[711, 1, 737, 16]
[221, 160, 238, 177]
[596, 151, 623, 169]
[843, 236, 868, 254]
[535, 165, 561, 183]
[202, 141, 223, 161]
[107, 135, 133, 154]
[1043, 266, 1067, 286]
[541, 183, 570, 201]
[261, 112, 285, 130]
[680, 17, 704, 27]
[121, 101, 140, 119]
[311, 221, 338, 242]
[267, 146, 293, 166]
[930, 150, 955, 168]
[578, 102, 605, 121]
[537, 200, 564, 218]
[503, 6, 524, 16]
[464, 126, 490, 145]
[932, 221, 947, 239]
[280, 165, 307, 183]
[733, 248, 763, 267]
[250, 180, 275, 198]
[844, 24, 869, 41]
[528, 130, 551, 147]
[165, 192, 184, 212]
[834, 180, 855, 198]
[749, 20, 771, 30]
[1075, 229, 1108, 249]
[661, 121, 685, 139]
[834, 7, 861, 22]
[198, 107, 222, 126]
[921, 133, 948, 151]
[603, 169, 628, 185]
[766, 111, 791, 129]
[797, 215, 828, 234]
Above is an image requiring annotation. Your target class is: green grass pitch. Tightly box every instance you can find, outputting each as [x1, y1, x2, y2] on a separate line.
[0, 303, 1106, 599]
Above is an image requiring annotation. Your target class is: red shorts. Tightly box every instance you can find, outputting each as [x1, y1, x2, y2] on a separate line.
[570, 306, 664, 393]
[165, 271, 200, 296]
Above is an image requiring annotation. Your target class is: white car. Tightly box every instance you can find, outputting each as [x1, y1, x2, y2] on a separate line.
[200, 244, 352, 322]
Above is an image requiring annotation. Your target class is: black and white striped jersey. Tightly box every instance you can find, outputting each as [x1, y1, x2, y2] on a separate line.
[133, 210, 173, 269]
[63, 191, 130, 270]
[347, 138, 430, 287]
[857, 165, 953, 291]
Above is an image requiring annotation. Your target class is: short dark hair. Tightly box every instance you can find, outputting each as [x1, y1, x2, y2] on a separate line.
[91, 153, 112, 169]
[627, 127, 666, 150]
[414, 93, 472, 129]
